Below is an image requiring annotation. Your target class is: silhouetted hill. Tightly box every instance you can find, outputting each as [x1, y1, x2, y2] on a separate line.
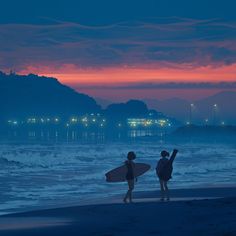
[104, 100, 171, 124]
[105, 100, 148, 119]
[105, 100, 148, 120]
[0, 72, 101, 120]
[0, 71, 178, 129]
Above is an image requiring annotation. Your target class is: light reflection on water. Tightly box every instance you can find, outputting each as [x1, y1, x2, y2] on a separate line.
[5, 128, 169, 142]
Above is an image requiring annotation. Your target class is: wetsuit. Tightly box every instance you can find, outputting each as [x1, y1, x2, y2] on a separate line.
[125, 160, 134, 180]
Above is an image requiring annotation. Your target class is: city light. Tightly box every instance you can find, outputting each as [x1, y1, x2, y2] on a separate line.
[189, 103, 195, 125]
[205, 118, 209, 125]
[71, 117, 78, 123]
[158, 119, 167, 127]
[127, 118, 171, 128]
[82, 117, 88, 122]
[6, 115, 175, 131]
[27, 118, 36, 123]
[213, 104, 218, 125]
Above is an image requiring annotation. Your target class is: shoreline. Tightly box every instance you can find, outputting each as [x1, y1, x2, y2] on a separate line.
[0, 194, 235, 235]
[1, 185, 236, 217]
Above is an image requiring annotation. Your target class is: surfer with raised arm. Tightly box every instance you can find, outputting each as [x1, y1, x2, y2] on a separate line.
[156, 149, 178, 201]
[123, 151, 136, 203]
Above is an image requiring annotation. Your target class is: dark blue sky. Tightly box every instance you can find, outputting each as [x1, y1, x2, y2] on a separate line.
[1, 0, 236, 25]
[1, 0, 236, 100]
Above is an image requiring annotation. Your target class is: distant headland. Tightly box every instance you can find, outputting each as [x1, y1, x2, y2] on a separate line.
[0, 71, 176, 140]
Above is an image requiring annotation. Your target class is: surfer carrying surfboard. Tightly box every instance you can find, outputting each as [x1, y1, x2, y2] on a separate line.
[105, 153, 150, 202]
[123, 151, 136, 203]
[156, 149, 178, 201]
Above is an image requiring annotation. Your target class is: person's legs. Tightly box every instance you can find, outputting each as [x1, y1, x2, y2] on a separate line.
[163, 181, 169, 200]
[128, 179, 134, 202]
[159, 179, 165, 201]
[124, 179, 134, 203]
[124, 187, 129, 203]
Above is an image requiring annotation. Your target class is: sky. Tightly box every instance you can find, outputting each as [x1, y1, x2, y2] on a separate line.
[1, 0, 236, 101]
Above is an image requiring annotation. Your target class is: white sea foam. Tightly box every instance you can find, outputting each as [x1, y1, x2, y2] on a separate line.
[0, 141, 235, 214]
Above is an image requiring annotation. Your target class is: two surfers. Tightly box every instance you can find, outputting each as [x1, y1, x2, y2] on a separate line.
[121, 149, 178, 203]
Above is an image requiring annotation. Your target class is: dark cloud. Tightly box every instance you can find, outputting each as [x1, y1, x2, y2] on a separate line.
[1, 17, 236, 70]
[76, 81, 236, 90]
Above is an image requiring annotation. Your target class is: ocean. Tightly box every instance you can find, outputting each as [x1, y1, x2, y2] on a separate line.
[0, 139, 236, 214]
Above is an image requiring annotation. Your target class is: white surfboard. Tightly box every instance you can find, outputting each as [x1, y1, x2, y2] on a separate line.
[105, 163, 151, 182]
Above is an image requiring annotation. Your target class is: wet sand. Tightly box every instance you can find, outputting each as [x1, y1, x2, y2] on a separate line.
[0, 187, 236, 236]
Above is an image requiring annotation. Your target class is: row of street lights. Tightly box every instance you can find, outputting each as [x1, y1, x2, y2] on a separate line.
[189, 103, 220, 125]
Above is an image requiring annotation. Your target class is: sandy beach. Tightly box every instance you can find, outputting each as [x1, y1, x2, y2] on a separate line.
[0, 187, 236, 236]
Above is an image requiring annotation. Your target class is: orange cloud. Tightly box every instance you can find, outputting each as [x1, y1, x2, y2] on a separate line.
[20, 62, 236, 86]
[17, 63, 236, 101]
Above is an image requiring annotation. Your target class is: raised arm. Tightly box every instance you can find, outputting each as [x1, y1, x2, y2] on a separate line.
[169, 149, 178, 164]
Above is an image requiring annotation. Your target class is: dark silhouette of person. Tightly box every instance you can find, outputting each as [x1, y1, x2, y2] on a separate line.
[156, 149, 178, 201]
[123, 151, 136, 203]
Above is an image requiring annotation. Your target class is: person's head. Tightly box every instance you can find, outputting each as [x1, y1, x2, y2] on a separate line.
[161, 150, 170, 158]
[127, 151, 136, 161]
